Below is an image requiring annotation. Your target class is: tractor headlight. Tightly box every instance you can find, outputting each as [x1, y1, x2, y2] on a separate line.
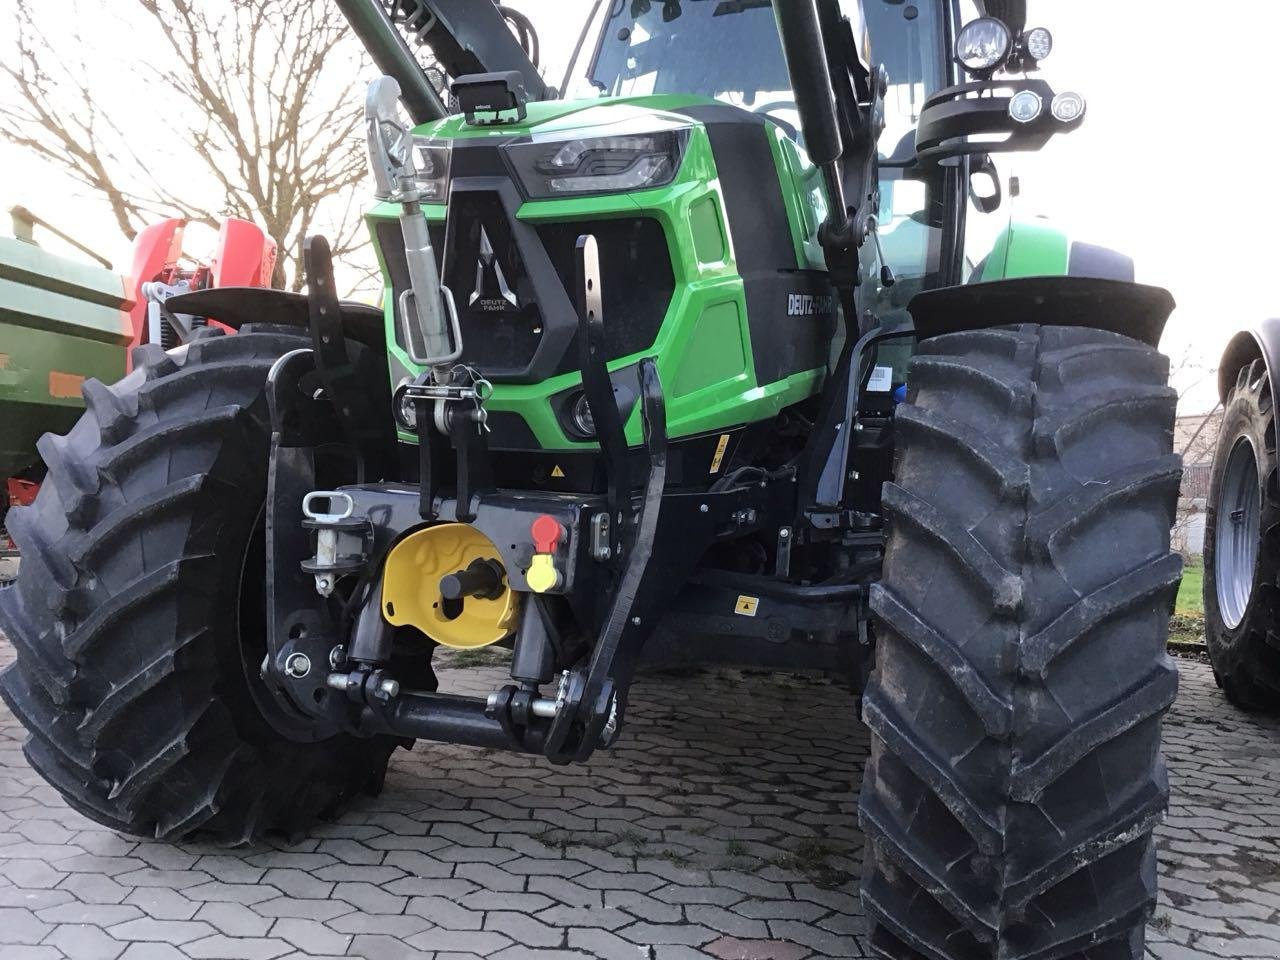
[954, 18, 1012, 74]
[570, 393, 596, 438]
[506, 129, 689, 199]
[410, 137, 452, 202]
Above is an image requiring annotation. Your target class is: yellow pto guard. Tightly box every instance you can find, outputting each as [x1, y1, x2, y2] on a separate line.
[380, 523, 518, 648]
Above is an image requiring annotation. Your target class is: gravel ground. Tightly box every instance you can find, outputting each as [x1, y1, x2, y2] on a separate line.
[0, 632, 1276, 960]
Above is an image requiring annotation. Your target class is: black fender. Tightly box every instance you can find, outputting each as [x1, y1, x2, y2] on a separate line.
[1217, 321, 1280, 404]
[907, 276, 1174, 350]
[165, 286, 386, 349]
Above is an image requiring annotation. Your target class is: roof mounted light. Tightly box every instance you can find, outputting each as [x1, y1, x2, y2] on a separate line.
[954, 18, 1012, 75]
[1022, 27, 1053, 63]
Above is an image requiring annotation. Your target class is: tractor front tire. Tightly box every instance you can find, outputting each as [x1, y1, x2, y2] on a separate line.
[0, 327, 397, 844]
[860, 325, 1181, 960]
[1203, 358, 1280, 711]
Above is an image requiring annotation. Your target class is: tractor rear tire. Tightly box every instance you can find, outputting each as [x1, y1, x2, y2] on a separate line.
[1202, 358, 1280, 712]
[0, 327, 398, 844]
[859, 325, 1181, 960]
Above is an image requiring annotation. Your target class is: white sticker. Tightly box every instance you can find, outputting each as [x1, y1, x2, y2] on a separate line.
[867, 365, 894, 392]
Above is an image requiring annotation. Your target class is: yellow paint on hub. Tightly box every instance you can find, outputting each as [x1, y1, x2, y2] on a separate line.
[381, 523, 518, 649]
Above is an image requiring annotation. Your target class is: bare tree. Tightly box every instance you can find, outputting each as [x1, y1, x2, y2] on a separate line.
[0, 0, 375, 290]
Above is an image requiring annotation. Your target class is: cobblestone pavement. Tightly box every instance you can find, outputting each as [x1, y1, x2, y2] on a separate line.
[0, 635, 1276, 959]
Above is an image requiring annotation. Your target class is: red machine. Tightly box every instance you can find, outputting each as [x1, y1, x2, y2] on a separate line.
[124, 217, 277, 361]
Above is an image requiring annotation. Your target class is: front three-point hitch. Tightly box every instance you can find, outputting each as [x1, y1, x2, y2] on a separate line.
[259, 224, 699, 763]
[252, 75, 789, 763]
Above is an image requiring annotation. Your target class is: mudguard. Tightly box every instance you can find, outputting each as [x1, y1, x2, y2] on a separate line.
[908, 276, 1174, 350]
[1218, 321, 1280, 404]
[164, 286, 385, 348]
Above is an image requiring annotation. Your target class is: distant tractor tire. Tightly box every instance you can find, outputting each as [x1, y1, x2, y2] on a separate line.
[1203, 358, 1280, 712]
[859, 325, 1182, 960]
[0, 327, 398, 844]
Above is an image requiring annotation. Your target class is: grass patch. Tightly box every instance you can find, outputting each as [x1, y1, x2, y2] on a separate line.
[1176, 558, 1203, 615]
[770, 838, 853, 888]
[439, 646, 512, 668]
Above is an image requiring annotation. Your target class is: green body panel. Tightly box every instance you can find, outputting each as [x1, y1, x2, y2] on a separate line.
[370, 95, 829, 450]
[977, 219, 1071, 280]
[0, 237, 131, 480]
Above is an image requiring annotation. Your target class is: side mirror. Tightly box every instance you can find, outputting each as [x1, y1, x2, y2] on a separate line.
[969, 155, 1002, 215]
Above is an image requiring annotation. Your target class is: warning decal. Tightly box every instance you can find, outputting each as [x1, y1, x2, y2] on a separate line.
[709, 434, 730, 474]
[734, 595, 759, 617]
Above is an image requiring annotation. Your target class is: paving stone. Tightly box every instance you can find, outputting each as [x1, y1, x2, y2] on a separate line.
[703, 936, 812, 960]
[47, 905, 125, 935]
[483, 910, 564, 948]
[0, 885, 76, 910]
[767, 920, 864, 957]
[346, 934, 435, 960]
[55, 874, 132, 906]
[687, 905, 772, 939]
[252, 896, 354, 921]
[105, 918, 217, 945]
[42, 923, 128, 960]
[408, 928, 515, 953]
[183, 934, 294, 959]
[405, 896, 484, 930]
[326, 912, 435, 938]
[566, 927, 651, 960]
[182, 881, 281, 905]
[193, 901, 274, 937]
[269, 917, 353, 955]
[0, 905, 53, 944]
[123, 887, 199, 920]
[190, 856, 266, 885]
[617, 920, 718, 946]
[257, 869, 333, 900]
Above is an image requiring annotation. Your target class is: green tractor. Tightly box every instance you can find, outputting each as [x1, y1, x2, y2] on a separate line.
[0, 1, 1182, 957]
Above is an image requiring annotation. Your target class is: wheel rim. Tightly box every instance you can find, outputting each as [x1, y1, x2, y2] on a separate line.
[1216, 436, 1262, 628]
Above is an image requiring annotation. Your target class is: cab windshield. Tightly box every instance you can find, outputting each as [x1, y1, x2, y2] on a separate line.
[563, 0, 956, 292]
[574, 1, 793, 119]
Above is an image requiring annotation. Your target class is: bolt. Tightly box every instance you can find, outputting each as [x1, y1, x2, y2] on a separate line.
[378, 677, 401, 699]
[285, 653, 311, 679]
[326, 672, 351, 691]
[699, 503, 709, 513]
[328, 645, 345, 669]
[631, 616, 642, 626]
[779, 528, 790, 540]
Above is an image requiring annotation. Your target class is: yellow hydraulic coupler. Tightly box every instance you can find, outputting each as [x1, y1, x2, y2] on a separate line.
[380, 523, 519, 648]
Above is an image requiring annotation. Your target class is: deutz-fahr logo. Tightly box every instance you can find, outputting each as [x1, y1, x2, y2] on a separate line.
[787, 292, 834, 317]
[470, 226, 519, 312]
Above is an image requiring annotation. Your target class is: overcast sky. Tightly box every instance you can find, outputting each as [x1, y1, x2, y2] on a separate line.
[2, 0, 1274, 414]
